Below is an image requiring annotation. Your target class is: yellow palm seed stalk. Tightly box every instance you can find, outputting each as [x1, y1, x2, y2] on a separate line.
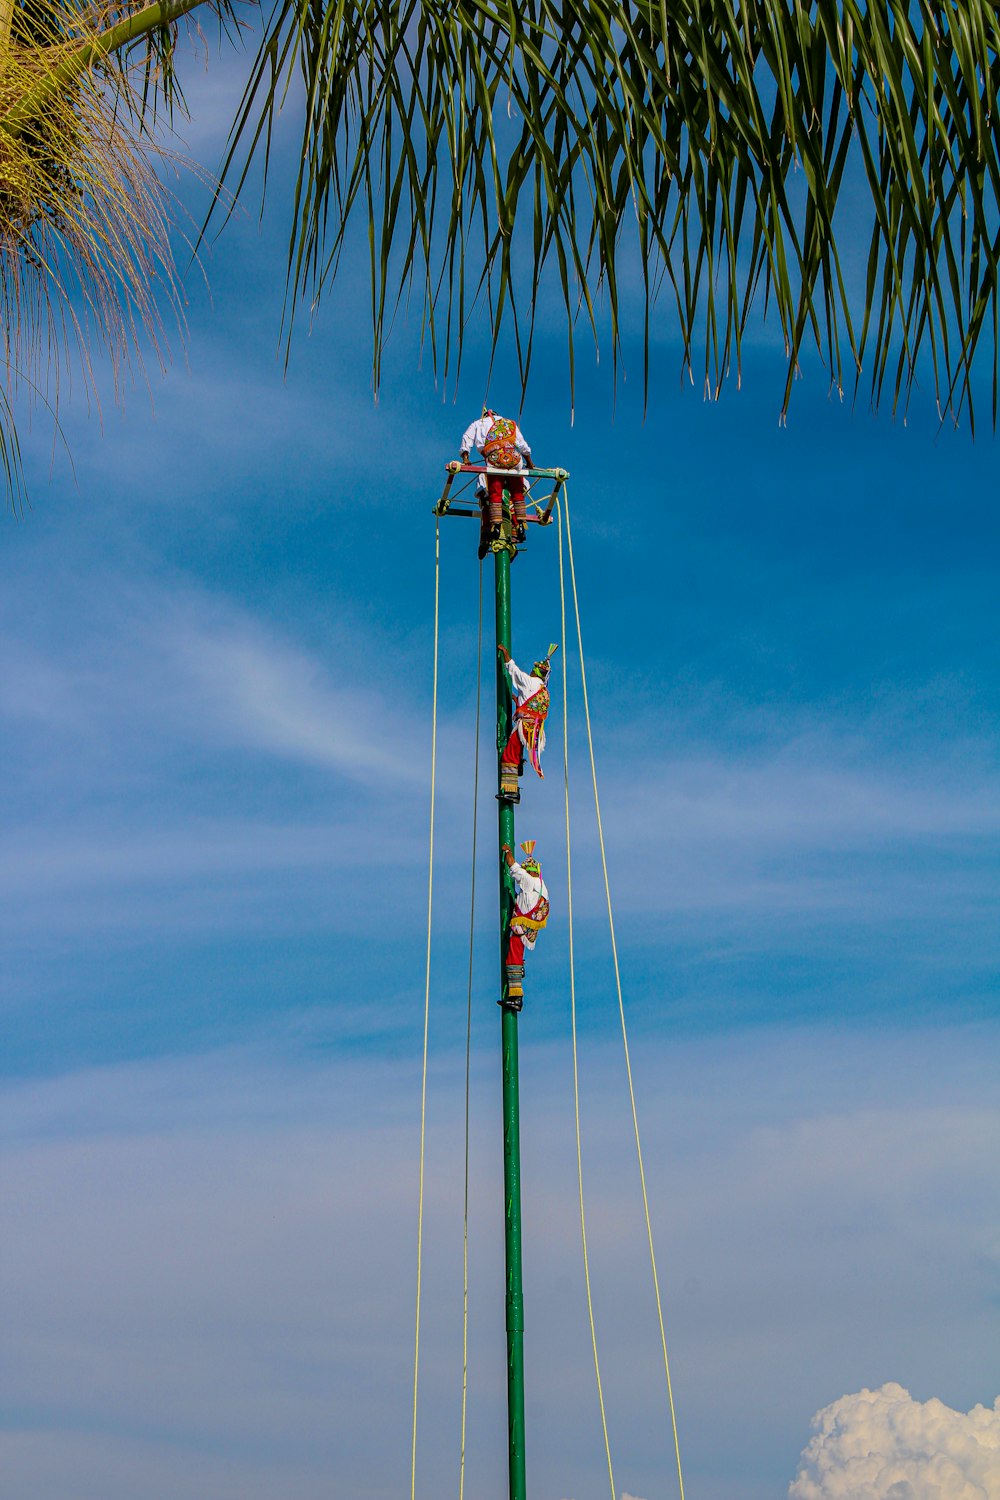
[0, 0, 188, 501]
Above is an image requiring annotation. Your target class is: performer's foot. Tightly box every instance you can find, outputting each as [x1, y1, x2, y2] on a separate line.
[499, 994, 524, 1012]
[514, 522, 527, 543]
[478, 539, 489, 560]
[496, 788, 521, 804]
[490, 521, 502, 539]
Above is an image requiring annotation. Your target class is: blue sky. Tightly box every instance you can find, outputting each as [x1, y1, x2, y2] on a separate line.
[2, 34, 999, 1500]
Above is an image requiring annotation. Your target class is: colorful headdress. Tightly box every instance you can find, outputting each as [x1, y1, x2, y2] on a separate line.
[520, 840, 541, 874]
[533, 642, 559, 677]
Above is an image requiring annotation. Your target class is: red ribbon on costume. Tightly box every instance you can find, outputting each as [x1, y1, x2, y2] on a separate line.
[516, 684, 549, 778]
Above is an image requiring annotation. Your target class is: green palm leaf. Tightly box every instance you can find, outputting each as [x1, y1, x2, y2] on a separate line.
[4, 0, 1000, 501]
[217, 0, 1000, 424]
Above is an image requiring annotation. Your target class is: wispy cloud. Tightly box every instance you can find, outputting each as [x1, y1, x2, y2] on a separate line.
[537, 714, 1000, 936]
[2, 572, 427, 788]
[168, 615, 418, 782]
[5, 566, 1000, 956]
[0, 575, 441, 940]
[617, 745, 1000, 847]
[0, 816, 416, 896]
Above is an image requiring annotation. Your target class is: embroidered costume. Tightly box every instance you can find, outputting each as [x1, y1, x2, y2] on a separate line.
[504, 842, 549, 1007]
[498, 643, 557, 802]
[460, 407, 533, 549]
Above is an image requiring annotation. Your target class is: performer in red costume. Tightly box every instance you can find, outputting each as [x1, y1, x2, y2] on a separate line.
[497, 641, 557, 803]
[501, 841, 549, 1009]
[459, 406, 533, 551]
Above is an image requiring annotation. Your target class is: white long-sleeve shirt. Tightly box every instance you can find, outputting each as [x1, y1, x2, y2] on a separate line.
[460, 415, 532, 495]
[506, 657, 544, 703]
[508, 861, 549, 949]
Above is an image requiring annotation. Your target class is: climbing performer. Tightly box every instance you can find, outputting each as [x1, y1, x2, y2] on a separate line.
[501, 841, 549, 1009]
[496, 642, 557, 803]
[458, 405, 533, 551]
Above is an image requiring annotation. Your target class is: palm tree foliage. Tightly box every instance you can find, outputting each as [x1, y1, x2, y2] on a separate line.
[3, 0, 1000, 497]
[223, 0, 1000, 422]
[0, 0, 222, 503]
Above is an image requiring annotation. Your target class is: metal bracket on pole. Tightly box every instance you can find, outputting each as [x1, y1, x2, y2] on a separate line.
[435, 468, 458, 515]
[537, 468, 569, 526]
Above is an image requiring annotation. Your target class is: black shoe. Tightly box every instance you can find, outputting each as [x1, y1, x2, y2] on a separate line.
[478, 539, 489, 560]
[496, 788, 521, 804]
[499, 995, 524, 1012]
[490, 522, 502, 539]
[514, 522, 527, 543]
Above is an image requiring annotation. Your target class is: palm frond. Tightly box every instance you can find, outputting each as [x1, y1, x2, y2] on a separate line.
[0, 0, 199, 506]
[217, 0, 1000, 422]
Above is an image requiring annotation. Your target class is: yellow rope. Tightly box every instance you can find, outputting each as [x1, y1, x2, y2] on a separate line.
[562, 486, 687, 1500]
[411, 518, 440, 1500]
[458, 560, 483, 1500]
[556, 497, 617, 1500]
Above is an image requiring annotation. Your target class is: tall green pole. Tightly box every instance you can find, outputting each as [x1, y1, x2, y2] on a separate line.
[494, 540, 527, 1500]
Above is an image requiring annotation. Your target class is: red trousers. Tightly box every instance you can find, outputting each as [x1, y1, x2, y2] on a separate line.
[506, 931, 525, 965]
[501, 727, 523, 767]
[486, 474, 526, 524]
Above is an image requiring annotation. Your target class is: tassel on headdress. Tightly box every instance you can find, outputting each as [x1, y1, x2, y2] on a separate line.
[519, 840, 541, 874]
[534, 642, 558, 677]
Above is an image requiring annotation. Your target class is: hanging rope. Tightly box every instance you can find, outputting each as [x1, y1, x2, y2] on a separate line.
[458, 560, 483, 1500]
[561, 486, 687, 1500]
[411, 518, 440, 1500]
[556, 498, 617, 1500]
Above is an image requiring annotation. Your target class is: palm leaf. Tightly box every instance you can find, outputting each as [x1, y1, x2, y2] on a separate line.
[0, 0, 245, 505]
[214, 0, 1000, 424]
[3, 0, 1000, 503]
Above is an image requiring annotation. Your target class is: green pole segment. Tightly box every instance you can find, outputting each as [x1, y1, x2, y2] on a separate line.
[494, 536, 527, 1500]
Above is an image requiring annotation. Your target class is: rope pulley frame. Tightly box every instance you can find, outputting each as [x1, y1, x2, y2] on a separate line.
[434, 463, 570, 524]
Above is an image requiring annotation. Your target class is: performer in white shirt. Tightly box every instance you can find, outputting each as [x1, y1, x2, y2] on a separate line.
[496, 641, 557, 803]
[501, 841, 549, 1008]
[458, 406, 533, 548]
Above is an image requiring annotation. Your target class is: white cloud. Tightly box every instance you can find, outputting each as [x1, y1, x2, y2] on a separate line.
[789, 1383, 1000, 1500]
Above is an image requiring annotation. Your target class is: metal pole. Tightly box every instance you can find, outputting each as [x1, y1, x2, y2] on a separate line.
[494, 540, 527, 1500]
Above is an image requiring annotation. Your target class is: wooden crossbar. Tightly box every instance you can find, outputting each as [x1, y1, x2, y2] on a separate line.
[435, 462, 569, 521]
[432, 507, 549, 522]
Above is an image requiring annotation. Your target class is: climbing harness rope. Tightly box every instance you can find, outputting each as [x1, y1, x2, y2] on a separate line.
[458, 561, 483, 1500]
[561, 485, 688, 1500]
[556, 498, 617, 1500]
[411, 518, 440, 1500]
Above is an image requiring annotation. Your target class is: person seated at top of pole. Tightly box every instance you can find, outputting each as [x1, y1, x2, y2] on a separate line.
[459, 405, 533, 550]
[496, 642, 557, 804]
[500, 841, 549, 1011]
